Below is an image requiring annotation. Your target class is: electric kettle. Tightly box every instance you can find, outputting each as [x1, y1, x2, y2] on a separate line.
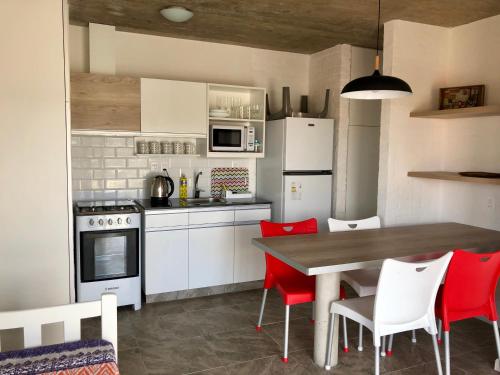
[151, 168, 175, 204]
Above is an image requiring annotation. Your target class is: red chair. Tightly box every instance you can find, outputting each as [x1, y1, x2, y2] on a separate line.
[256, 218, 346, 363]
[435, 249, 500, 375]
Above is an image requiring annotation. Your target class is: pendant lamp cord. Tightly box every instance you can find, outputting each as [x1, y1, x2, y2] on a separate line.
[374, 0, 381, 70]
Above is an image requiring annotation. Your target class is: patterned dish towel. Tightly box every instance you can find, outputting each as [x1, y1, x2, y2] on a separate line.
[211, 167, 249, 198]
[0, 339, 119, 375]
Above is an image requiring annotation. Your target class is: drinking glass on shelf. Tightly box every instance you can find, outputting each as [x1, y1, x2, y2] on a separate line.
[251, 104, 261, 119]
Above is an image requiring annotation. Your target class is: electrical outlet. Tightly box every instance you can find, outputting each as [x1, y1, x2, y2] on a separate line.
[487, 197, 496, 209]
[150, 161, 160, 171]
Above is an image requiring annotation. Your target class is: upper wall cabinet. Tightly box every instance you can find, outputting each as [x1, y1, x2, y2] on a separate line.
[71, 73, 141, 131]
[141, 78, 207, 135]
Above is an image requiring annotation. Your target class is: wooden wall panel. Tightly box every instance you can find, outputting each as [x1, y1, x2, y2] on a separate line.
[70, 72, 140, 131]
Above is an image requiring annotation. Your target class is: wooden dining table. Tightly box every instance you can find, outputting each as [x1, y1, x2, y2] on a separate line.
[252, 222, 500, 368]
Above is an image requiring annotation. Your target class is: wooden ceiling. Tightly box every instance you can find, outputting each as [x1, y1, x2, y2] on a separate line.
[68, 0, 500, 54]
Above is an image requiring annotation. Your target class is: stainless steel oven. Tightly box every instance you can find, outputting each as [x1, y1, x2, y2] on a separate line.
[75, 200, 142, 310]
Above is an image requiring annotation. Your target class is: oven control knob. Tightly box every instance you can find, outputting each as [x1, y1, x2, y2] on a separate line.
[108, 219, 113, 225]
[98, 219, 104, 226]
[117, 218, 122, 224]
[89, 219, 94, 226]
[126, 217, 132, 224]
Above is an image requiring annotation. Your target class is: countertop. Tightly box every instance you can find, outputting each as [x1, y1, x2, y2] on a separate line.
[135, 198, 272, 211]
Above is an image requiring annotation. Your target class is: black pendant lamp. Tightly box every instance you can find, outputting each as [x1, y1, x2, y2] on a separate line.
[340, 0, 412, 100]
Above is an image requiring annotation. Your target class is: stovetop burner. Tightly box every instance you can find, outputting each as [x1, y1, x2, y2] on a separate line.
[75, 200, 140, 215]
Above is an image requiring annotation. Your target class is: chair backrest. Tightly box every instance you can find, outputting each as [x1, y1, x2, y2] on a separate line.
[373, 252, 453, 335]
[260, 218, 318, 287]
[328, 216, 381, 232]
[441, 249, 500, 323]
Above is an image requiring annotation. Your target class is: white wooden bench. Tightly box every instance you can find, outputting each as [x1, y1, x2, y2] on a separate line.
[0, 293, 118, 361]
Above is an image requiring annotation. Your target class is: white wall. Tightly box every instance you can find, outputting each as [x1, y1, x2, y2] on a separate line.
[440, 15, 500, 230]
[378, 16, 500, 230]
[345, 47, 381, 220]
[310, 45, 381, 220]
[69, 25, 310, 112]
[0, 0, 71, 347]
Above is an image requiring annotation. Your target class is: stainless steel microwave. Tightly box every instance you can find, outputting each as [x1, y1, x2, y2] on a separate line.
[210, 124, 254, 152]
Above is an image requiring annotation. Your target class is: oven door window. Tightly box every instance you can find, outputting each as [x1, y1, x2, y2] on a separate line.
[213, 128, 242, 147]
[80, 229, 138, 282]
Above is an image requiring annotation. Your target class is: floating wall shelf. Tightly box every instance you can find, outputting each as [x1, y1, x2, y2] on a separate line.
[410, 105, 500, 119]
[408, 171, 500, 186]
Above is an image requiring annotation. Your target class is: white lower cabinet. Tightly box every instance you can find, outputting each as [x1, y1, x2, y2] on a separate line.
[188, 226, 235, 289]
[234, 224, 266, 283]
[144, 229, 189, 295]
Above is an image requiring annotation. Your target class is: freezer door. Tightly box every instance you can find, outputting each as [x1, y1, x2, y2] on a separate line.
[283, 174, 332, 232]
[284, 118, 334, 171]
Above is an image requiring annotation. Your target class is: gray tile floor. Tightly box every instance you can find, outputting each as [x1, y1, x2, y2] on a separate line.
[82, 287, 500, 374]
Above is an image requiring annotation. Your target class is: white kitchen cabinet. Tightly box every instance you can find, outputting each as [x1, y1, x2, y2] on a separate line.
[144, 229, 188, 295]
[141, 78, 207, 135]
[188, 226, 235, 289]
[234, 224, 265, 283]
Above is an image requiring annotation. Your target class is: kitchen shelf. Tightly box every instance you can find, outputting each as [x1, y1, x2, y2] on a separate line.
[410, 105, 500, 119]
[408, 171, 500, 185]
[208, 117, 265, 123]
[134, 154, 201, 157]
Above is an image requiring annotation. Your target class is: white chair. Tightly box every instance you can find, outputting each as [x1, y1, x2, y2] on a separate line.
[328, 216, 382, 352]
[0, 294, 118, 360]
[325, 252, 453, 375]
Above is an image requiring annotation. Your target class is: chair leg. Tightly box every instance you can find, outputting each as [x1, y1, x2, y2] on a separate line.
[282, 305, 290, 363]
[311, 301, 315, 324]
[437, 319, 443, 344]
[411, 329, 417, 343]
[256, 289, 268, 331]
[358, 323, 364, 352]
[381, 336, 386, 357]
[444, 331, 450, 375]
[387, 334, 394, 356]
[492, 321, 500, 371]
[432, 333, 444, 375]
[342, 315, 349, 353]
[325, 313, 336, 370]
[375, 346, 380, 375]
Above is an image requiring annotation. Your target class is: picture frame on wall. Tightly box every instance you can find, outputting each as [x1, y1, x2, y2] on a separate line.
[439, 85, 485, 110]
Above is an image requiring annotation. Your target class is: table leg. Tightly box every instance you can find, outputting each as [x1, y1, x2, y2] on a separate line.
[314, 272, 341, 367]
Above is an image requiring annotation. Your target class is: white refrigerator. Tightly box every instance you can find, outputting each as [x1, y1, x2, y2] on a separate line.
[257, 117, 334, 231]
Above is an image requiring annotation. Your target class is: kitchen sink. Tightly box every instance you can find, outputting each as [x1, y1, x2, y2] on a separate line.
[185, 198, 225, 206]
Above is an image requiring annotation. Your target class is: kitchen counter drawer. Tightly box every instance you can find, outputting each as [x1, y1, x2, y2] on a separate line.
[189, 210, 234, 225]
[234, 208, 271, 223]
[145, 212, 189, 229]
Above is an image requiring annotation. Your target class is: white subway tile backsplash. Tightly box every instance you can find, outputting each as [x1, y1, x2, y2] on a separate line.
[127, 158, 148, 168]
[71, 135, 257, 201]
[105, 179, 127, 189]
[80, 179, 104, 190]
[82, 136, 105, 147]
[117, 169, 138, 178]
[128, 178, 147, 189]
[138, 169, 152, 178]
[105, 137, 126, 147]
[116, 189, 139, 199]
[72, 147, 93, 158]
[170, 157, 191, 168]
[93, 169, 116, 179]
[94, 190, 117, 200]
[116, 147, 134, 157]
[104, 159, 126, 168]
[73, 169, 92, 179]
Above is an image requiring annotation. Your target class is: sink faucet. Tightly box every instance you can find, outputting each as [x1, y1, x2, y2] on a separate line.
[194, 171, 204, 198]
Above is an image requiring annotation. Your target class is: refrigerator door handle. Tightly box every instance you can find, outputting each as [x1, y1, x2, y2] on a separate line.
[283, 170, 333, 176]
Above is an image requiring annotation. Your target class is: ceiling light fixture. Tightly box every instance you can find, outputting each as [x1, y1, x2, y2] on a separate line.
[160, 6, 193, 23]
[340, 0, 412, 100]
